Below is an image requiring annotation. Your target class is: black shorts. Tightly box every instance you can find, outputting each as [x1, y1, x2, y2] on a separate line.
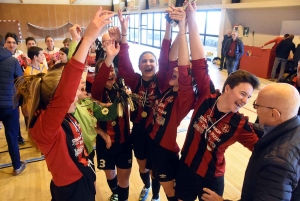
[146, 139, 179, 182]
[131, 122, 148, 160]
[50, 166, 96, 201]
[175, 161, 224, 201]
[96, 135, 132, 170]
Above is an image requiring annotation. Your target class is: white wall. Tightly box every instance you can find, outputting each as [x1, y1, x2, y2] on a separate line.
[233, 7, 300, 47]
[0, 0, 111, 5]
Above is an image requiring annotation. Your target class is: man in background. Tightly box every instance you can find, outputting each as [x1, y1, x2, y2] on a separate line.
[262, 33, 289, 50]
[219, 29, 232, 71]
[0, 34, 26, 175]
[270, 34, 296, 81]
[223, 31, 244, 75]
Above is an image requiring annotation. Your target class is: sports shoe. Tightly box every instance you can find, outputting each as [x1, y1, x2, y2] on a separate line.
[139, 186, 150, 201]
[13, 161, 26, 176]
[108, 194, 118, 201]
[151, 198, 160, 201]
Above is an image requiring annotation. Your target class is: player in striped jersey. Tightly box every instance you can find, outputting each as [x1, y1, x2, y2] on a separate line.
[174, 2, 260, 200]
[91, 40, 132, 201]
[145, 6, 194, 201]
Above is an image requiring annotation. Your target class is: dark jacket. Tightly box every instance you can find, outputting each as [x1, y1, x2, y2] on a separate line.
[0, 47, 23, 108]
[221, 34, 231, 49]
[241, 116, 300, 201]
[294, 44, 300, 68]
[223, 38, 244, 60]
[276, 38, 296, 59]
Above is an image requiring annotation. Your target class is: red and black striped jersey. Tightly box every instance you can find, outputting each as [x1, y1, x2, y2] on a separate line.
[146, 64, 194, 153]
[118, 39, 176, 124]
[91, 62, 130, 143]
[180, 58, 259, 179]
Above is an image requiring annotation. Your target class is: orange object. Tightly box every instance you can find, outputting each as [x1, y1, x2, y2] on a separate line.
[240, 45, 276, 79]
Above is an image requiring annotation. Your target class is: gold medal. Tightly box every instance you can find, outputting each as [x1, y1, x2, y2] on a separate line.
[101, 108, 109, 115]
[141, 111, 147, 118]
[111, 121, 116, 126]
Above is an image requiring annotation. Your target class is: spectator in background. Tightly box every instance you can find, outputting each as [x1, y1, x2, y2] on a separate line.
[62, 37, 71, 48]
[5, 33, 27, 143]
[219, 29, 232, 71]
[294, 43, 300, 69]
[55, 47, 69, 64]
[262, 33, 289, 50]
[4, 32, 26, 69]
[223, 31, 244, 75]
[270, 34, 296, 81]
[0, 34, 25, 175]
[44, 36, 60, 68]
[22, 37, 48, 69]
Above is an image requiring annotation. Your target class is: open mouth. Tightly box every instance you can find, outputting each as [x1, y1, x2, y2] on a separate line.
[145, 68, 153, 73]
[235, 102, 243, 109]
[171, 74, 177, 80]
[108, 77, 114, 81]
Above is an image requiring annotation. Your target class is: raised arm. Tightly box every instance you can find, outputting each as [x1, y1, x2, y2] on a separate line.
[67, 24, 81, 60]
[91, 40, 120, 101]
[41, 8, 114, 135]
[157, 19, 172, 92]
[116, 10, 140, 89]
[186, 2, 211, 96]
[170, 6, 194, 122]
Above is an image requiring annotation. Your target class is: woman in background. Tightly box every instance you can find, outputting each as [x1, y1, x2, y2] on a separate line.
[44, 35, 60, 68]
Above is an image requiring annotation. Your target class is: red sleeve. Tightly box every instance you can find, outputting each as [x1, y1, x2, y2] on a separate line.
[237, 121, 259, 151]
[118, 43, 140, 90]
[176, 65, 194, 122]
[191, 58, 212, 96]
[34, 58, 84, 139]
[91, 62, 111, 101]
[157, 39, 173, 93]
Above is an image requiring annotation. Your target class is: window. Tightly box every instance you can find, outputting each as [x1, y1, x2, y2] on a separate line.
[109, 10, 221, 49]
[141, 12, 165, 48]
[109, 14, 139, 43]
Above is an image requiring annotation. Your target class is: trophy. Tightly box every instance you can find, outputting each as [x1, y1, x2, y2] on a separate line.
[165, 0, 197, 27]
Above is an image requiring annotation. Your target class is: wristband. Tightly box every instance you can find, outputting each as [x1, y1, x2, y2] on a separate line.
[121, 34, 127, 36]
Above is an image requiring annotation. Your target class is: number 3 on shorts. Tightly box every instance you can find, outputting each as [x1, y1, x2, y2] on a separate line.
[99, 159, 106, 168]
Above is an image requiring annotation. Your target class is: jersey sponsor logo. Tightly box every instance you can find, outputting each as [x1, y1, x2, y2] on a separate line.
[155, 116, 166, 126]
[159, 174, 167, 178]
[221, 123, 231, 133]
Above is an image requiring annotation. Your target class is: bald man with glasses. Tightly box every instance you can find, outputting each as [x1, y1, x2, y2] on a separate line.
[201, 83, 300, 201]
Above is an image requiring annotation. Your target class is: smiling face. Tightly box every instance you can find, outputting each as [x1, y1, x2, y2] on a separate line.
[223, 82, 254, 113]
[5, 37, 17, 54]
[169, 67, 179, 87]
[105, 66, 116, 89]
[78, 80, 88, 101]
[138, 52, 157, 81]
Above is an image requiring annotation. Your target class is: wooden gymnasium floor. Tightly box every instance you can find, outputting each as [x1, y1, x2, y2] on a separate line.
[0, 43, 273, 201]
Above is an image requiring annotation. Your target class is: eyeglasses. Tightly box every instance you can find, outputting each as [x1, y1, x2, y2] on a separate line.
[253, 100, 281, 114]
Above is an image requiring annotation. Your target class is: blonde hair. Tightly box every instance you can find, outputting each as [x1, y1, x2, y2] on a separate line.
[15, 67, 64, 147]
